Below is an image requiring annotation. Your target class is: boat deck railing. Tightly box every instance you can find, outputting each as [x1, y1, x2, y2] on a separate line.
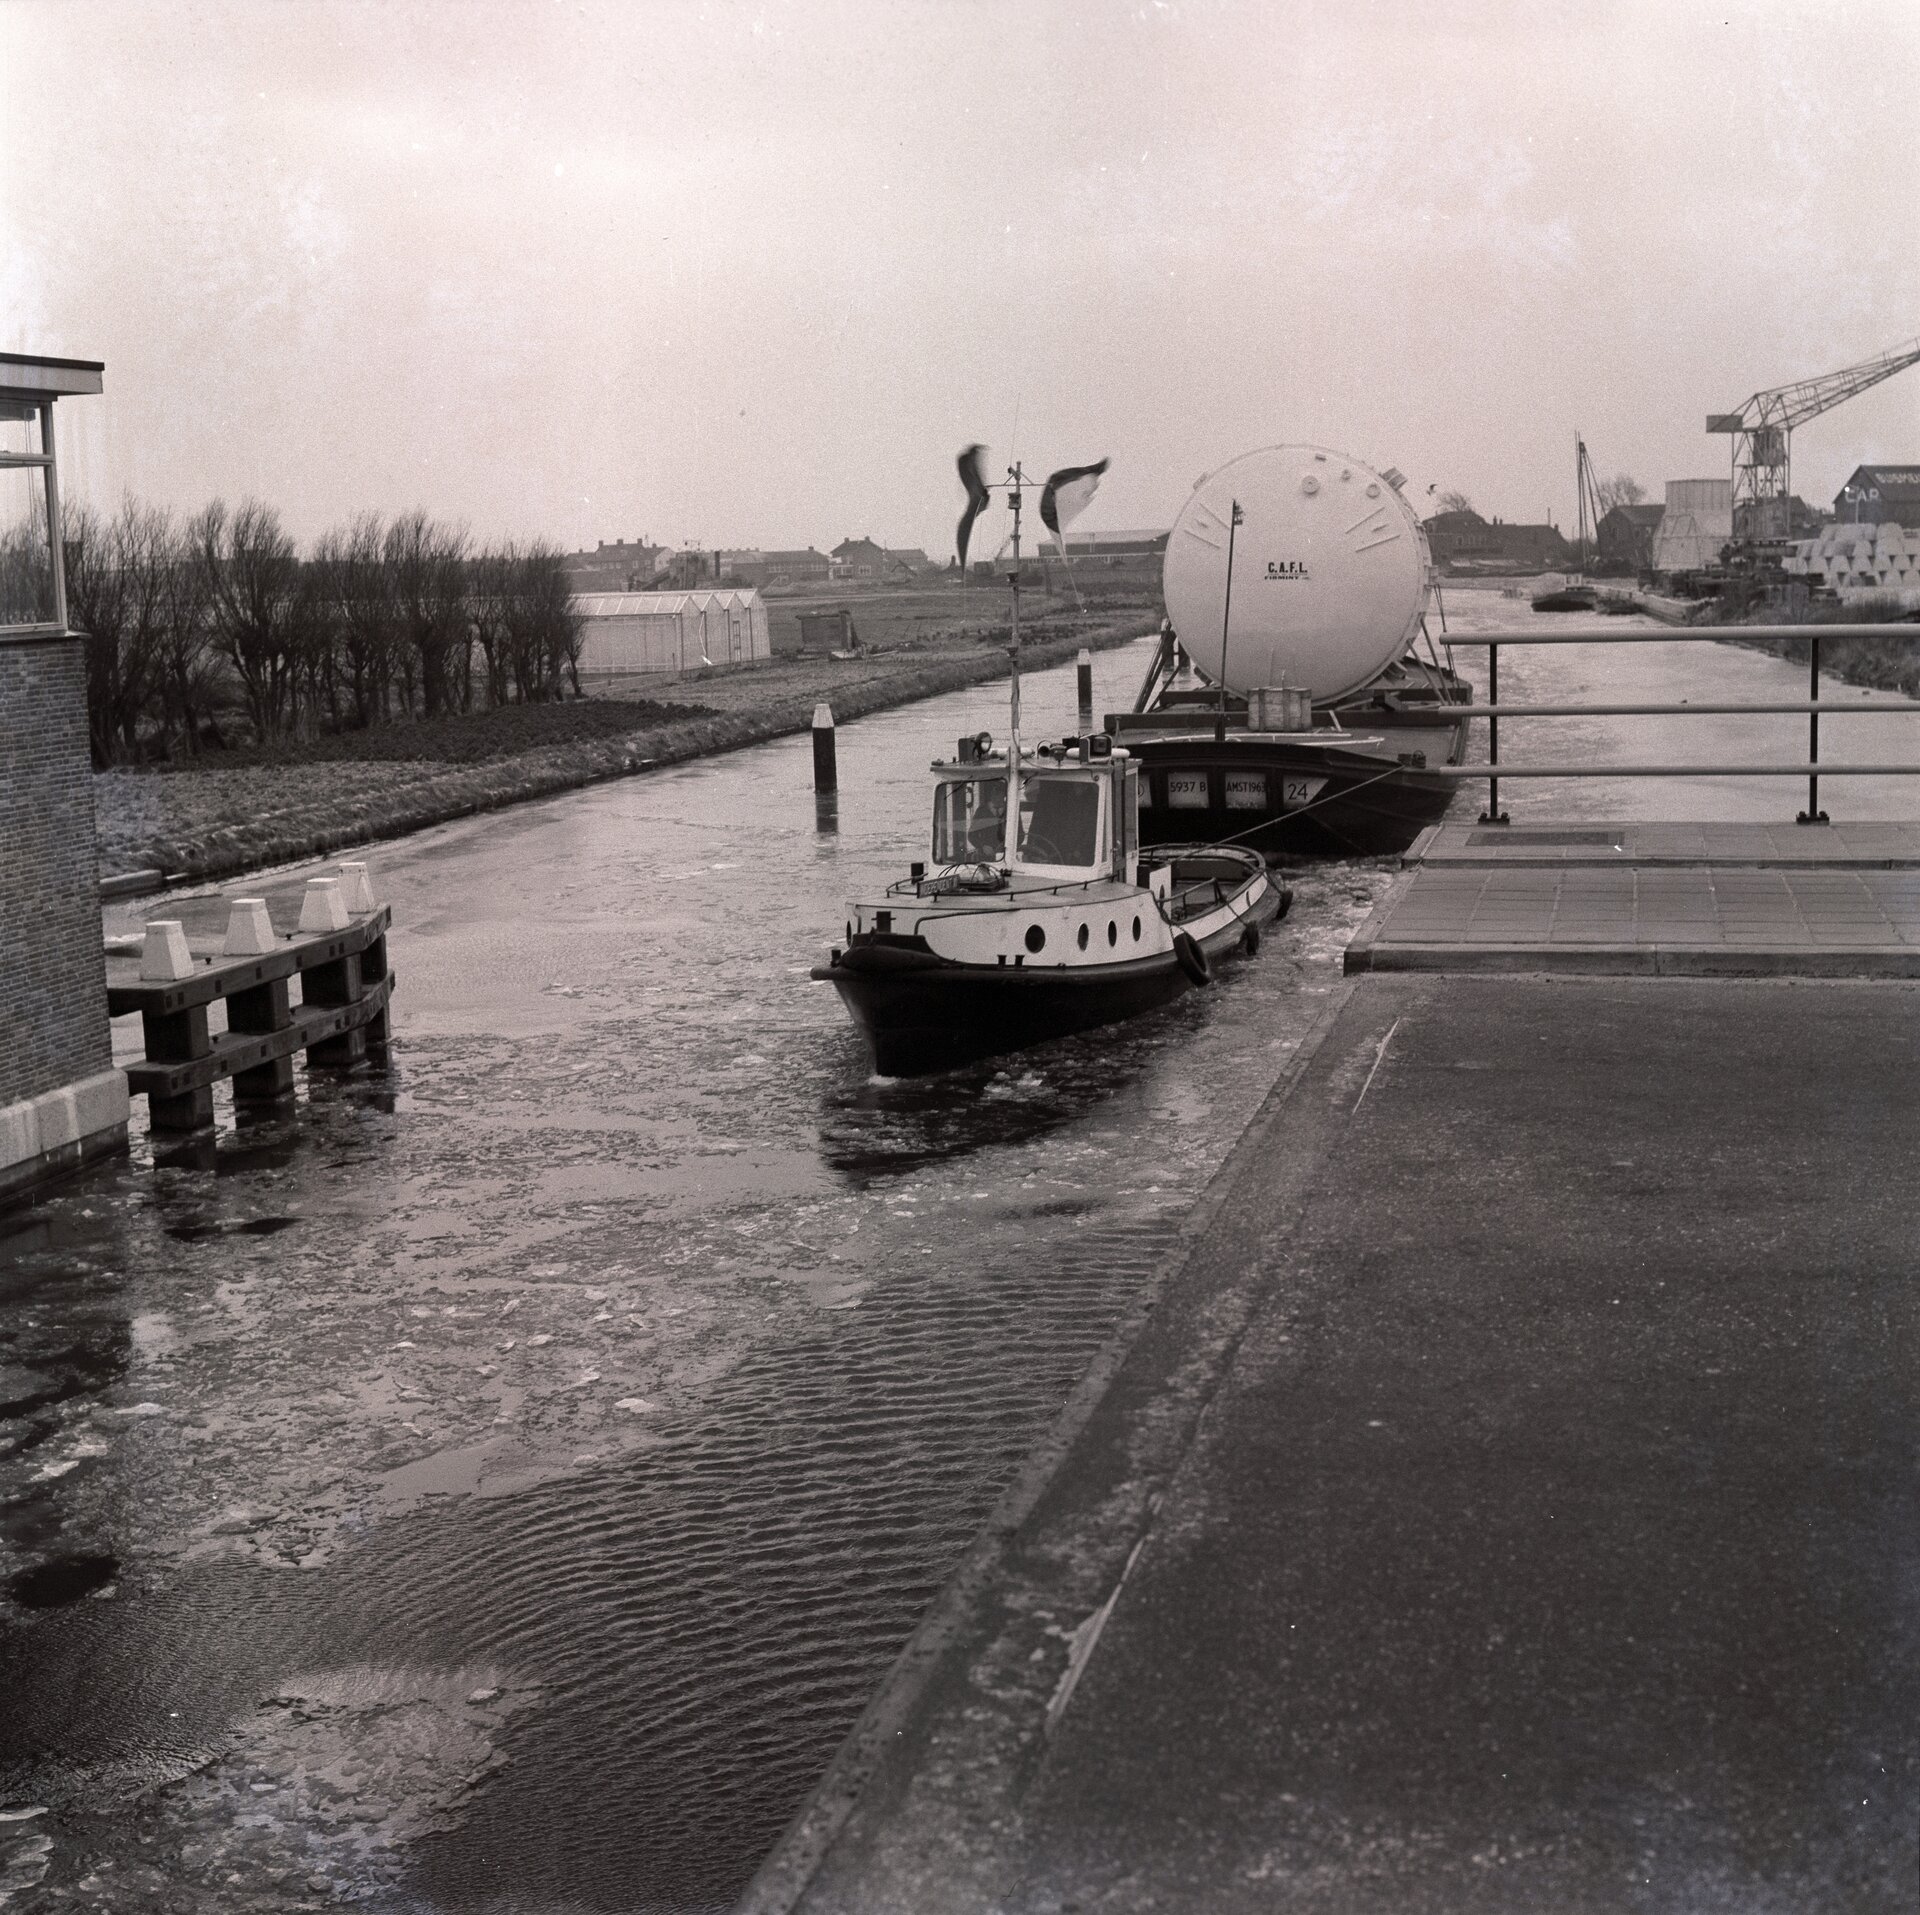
[1442, 622, 1920, 824]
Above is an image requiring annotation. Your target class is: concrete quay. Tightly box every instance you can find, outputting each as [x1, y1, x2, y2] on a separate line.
[743, 825, 1920, 1913]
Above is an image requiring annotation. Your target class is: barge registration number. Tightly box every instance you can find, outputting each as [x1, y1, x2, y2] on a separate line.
[1164, 772, 1328, 810]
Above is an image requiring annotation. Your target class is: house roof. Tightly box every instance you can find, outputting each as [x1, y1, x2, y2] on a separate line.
[832, 537, 889, 559]
[1839, 465, 1920, 498]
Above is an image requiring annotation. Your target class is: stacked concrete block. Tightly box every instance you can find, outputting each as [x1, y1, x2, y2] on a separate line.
[1789, 522, 1920, 606]
[1, 636, 129, 1203]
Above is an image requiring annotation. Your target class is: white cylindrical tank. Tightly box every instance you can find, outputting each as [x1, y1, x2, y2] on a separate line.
[1162, 444, 1432, 701]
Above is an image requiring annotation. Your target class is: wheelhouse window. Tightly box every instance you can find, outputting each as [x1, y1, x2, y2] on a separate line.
[1017, 775, 1102, 867]
[932, 775, 1007, 863]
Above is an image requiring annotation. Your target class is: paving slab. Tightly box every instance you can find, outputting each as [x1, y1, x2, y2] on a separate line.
[1410, 819, 1920, 867]
[747, 974, 1920, 1913]
[1352, 827, 1920, 977]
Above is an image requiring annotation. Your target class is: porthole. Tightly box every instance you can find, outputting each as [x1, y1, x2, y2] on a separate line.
[1077, 924, 1090, 951]
[1107, 920, 1118, 947]
[1132, 915, 1142, 941]
[1025, 924, 1046, 954]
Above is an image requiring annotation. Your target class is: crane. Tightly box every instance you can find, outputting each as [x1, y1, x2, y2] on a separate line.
[1708, 335, 1920, 542]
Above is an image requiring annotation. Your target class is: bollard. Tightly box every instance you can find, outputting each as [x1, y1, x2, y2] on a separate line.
[337, 861, 377, 914]
[812, 703, 838, 793]
[1076, 648, 1094, 737]
[222, 899, 276, 957]
[140, 920, 195, 981]
[298, 876, 349, 934]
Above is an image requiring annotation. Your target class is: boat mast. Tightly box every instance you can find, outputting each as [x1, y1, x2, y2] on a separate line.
[1007, 460, 1023, 858]
[1215, 498, 1241, 743]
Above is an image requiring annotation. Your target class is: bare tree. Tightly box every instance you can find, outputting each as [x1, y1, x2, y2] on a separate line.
[154, 508, 218, 754]
[195, 498, 303, 740]
[1434, 488, 1476, 516]
[527, 540, 584, 697]
[0, 504, 56, 626]
[313, 514, 402, 726]
[468, 542, 515, 708]
[1595, 473, 1647, 515]
[385, 510, 470, 718]
[67, 497, 175, 765]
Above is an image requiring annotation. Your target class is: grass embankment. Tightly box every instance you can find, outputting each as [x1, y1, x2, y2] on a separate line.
[95, 612, 1157, 885]
[1709, 596, 1920, 697]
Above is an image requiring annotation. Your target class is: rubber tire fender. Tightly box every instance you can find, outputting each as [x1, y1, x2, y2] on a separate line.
[1174, 930, 1212, 987]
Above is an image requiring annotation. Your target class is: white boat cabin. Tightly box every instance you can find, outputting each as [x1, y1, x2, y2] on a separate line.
[929, 738, 1141, 885]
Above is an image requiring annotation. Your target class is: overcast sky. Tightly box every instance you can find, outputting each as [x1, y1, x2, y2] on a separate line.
[5, 0, 1917, 558]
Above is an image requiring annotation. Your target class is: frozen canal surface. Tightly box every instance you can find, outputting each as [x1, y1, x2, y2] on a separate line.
[6, 617, 1918, 1912]
[0, 640, 1380, 1913]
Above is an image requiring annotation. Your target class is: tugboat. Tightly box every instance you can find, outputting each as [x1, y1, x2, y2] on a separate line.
[813, 454, 1286, 1076]
[1107, 444, 1475, 860]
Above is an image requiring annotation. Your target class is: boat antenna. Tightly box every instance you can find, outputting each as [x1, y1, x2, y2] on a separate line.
[1216, 498, 1242, 743]
[1007, 459, 1024, 856]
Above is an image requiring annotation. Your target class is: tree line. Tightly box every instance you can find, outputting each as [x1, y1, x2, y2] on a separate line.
[22, 498, 584, 767]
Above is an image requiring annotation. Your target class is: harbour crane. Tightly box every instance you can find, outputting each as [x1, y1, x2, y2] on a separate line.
[1708, 334, 1920, 542]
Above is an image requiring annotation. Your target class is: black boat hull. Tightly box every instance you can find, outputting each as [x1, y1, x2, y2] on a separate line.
[816, 888, 1284, 1077]
[1127, 734, 1460, 860]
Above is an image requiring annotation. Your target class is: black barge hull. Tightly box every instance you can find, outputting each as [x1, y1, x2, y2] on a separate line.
[1126, 735, 1460, 860]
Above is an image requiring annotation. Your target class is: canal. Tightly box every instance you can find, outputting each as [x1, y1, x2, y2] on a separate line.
[4, 614, 1917, 1913]
[0, 638, 1381, 1914]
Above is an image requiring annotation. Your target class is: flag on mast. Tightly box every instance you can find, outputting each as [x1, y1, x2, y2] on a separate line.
[955, 444, 992, 570]
[1039, 458, 1109, 550]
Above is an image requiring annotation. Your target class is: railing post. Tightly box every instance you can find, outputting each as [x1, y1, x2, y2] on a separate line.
[1478, 640, 1507, 824]
[1798, 632, 1828, 824]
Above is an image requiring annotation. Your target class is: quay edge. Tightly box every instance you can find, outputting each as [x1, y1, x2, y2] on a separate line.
[734, 979, 1363, 1915]
[740, 944, 1920, 1907]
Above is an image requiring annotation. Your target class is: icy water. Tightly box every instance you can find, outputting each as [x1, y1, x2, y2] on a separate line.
[1443, 585, 1920, 819]
[0, 639, 1385, 1914]
[10, 617, 1919, 1912]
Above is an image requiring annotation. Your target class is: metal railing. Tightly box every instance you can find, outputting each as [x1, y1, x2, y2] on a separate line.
[1443, 622, 1920, 825]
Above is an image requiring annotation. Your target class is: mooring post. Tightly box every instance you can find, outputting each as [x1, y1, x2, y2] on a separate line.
[1798, 633, 1828, 824]
[1479, 640, 1508, 824]
[812, 702, 837, 793]
[1076, 647, 1094, 736]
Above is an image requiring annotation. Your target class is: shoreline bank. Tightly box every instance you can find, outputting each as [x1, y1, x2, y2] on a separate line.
[95, 615, 1155, 890]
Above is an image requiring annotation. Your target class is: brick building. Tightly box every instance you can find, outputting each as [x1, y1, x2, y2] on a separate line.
[1833, 465, 1920, 532]
[561, 537, 669, 592]
[1, 353, 128, 1204]
[1421, 509, 1573, 574]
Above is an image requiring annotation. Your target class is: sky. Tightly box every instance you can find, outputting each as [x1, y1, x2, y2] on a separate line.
[5, 0, 1918, 559]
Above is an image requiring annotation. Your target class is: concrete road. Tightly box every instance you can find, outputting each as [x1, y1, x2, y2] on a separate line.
[759, 973, 1920, 1913]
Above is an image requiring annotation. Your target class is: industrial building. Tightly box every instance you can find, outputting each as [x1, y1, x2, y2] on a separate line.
[1596, 502, 1665, 571]
[571, 588, 770, 677]
[1649, 479, 1732, 575]
[1832, 465, 1920, 531]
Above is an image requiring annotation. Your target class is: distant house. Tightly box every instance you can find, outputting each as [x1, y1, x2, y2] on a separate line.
[563, 536, 670, 592]
[1596, 502, 1664, 572]
[832, 537, 906, 582]
[714, 547, 834, 588]
[761, 547, 834, 586]
[1833, 465, 1920, 532]
[1421, 509, 1573, 574]
[886, 548, 935, 576]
